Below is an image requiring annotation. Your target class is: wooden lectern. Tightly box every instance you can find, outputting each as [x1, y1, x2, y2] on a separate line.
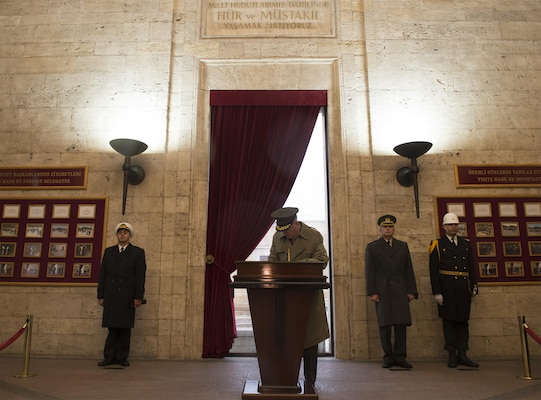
[231, 261, 330, 399]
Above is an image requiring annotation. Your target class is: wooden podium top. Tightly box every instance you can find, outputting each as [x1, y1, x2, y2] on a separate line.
[232, 261, 330, 289]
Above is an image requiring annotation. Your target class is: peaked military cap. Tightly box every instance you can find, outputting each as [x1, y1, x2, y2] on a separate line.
[115, 222, 134, 234]
[378, 214, 396, 226]
[271, 207, 299, 231]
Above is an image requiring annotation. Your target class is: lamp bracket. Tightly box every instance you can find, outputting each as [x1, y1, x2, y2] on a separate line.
[393, 141, 432, 218]
[396, 166, 414, 187]
[125, 164, 145, 185]
[110, 138, 148, 215]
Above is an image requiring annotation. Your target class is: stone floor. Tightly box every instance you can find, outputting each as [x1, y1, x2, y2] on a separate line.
[1, 356, 540, 400]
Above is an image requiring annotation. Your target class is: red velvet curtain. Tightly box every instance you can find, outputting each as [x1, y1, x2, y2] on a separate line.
[202, 90, 327, 358]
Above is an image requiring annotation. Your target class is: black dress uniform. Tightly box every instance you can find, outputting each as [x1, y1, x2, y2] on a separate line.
[429, 235, 478, 367]
[97, 235, 146, 366]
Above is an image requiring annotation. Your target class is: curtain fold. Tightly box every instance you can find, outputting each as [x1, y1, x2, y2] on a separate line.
[202, 91, 326, 358]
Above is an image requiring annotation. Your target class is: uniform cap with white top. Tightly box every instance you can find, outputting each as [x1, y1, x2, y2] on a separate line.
[115, 222, 134, 235]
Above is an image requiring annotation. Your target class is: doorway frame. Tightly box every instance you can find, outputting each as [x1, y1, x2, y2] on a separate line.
[190, 59, 352, 358]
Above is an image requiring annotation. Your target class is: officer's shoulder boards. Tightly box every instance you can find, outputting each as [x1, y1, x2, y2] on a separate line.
[428, 239, 439, 254]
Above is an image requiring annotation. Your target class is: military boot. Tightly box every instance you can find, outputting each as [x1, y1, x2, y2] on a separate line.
[447, 351, 457, 368]
[457, 351, 479, 368]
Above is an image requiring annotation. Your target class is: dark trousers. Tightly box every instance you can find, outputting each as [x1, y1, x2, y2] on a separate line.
[302, 345, 318, 385]
[103, 327, 131, 362]
[442, 319, 469, 352]
[379, 324, 407, 361]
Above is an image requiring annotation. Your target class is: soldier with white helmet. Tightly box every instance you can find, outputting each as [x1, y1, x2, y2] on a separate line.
[429, 213, 479, 368]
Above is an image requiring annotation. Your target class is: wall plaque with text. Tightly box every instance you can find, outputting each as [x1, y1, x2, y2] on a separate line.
[0, 167, 88, 190]
[455, 165, 541, 188]
[202, 1, 336, 37]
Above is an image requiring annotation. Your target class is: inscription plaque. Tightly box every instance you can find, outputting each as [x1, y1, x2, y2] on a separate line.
[202, 1, 336, 38]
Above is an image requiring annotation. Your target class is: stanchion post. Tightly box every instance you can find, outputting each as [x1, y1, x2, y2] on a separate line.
[517, 315, 533, 380]
[14, 314, 36, 378]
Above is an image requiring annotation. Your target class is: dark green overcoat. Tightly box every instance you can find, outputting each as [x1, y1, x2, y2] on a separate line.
[365, 237, 418, 327]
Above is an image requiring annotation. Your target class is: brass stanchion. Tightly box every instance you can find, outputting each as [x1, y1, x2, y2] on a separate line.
[14, 314, 36, 378]
[517, 315, 535, 380]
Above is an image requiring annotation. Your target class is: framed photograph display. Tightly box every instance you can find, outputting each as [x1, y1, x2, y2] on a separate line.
[528, 242, 541, 256]
[0, 242, 16, 257]
[477, 242, 496, 257]
[0, 262, 14, 277]
[0, 197, 107, 286]
[48, 243, 67, 258]
[479, 262, 498, 278]
[21, 262, 40, 278]
[76, 223, 95, 238]
[531, 261, 541, 276]
[475, 222, 494, 237]
[25, 223, 44, 238]
[50, 224, 69, 238]
[505, 262, 524, 277]
[526, 222, 541, 237]
[500, 222, 519, 237]
[435, 196, 541, 285]
[24, 243, 42, 258]
[457, 223, 468, 237]
[73, 263, 92, 278]
[74, 243, 93, 258]
[503, 242, 521, 257]
[46, 262, 65, 278]
[1, 223, 19, 237]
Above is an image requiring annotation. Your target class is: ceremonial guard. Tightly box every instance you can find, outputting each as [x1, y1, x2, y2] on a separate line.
[429, 213, 479, 368]
[365, 215, 418, 368]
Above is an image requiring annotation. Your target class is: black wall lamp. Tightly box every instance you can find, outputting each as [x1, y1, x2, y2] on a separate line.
[393, 141, 433, 218]
[110, 138, 148, 215]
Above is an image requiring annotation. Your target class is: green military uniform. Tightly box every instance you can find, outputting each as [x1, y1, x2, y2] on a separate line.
[268, 207, 329, 385]
[268, 222, 330, 348]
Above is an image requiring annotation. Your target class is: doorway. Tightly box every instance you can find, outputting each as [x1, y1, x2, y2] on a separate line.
[229, 109, 333, 356]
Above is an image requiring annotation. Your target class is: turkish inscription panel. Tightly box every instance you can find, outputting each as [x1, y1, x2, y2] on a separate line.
[202, 1, 336, 37]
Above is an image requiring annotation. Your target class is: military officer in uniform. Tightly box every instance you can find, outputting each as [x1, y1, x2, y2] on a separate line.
[97, 222, 146, 367]
[268, 207, 329, 386]
[429, 213, 479, 368]
[365, 215, 418, 368]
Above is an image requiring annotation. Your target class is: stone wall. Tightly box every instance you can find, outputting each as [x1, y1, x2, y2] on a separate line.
[362, 0, 541, 360]
[0, 0, 539, 361]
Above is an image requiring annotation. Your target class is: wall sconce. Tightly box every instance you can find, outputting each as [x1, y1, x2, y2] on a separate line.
[393, 141, 433, 218]
[110, 138, 148, 215]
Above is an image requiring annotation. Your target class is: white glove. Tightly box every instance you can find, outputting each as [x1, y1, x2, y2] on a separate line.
[472, 284, 478, 297]
[434, 294, 443, 306]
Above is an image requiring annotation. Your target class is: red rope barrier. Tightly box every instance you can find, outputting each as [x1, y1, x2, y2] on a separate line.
[525, 326, 541, 345]
[0, 326, 26, 351]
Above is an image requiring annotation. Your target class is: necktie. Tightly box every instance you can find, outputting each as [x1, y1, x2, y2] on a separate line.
[451, 238, 456, 246]
[120, 247, 125, 253]
[387, 240, 391, 247]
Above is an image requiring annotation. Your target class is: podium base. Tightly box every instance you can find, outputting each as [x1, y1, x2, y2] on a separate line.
[242, 380, 318, 399]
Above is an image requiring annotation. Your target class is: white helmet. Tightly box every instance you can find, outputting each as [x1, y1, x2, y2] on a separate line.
[442, 213, 459, 225]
